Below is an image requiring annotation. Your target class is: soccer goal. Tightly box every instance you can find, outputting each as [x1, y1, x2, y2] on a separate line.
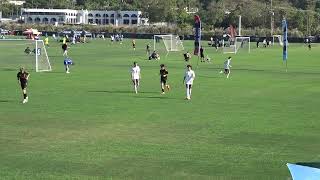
[273, 35, 284, 46]
[153, 35, 184, 57]
[223, 37, 250, 54]
[235, 37, 251, 53]
[0, 39, 51, 72]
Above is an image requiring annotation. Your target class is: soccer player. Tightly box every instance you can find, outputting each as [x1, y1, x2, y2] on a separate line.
[132, 39, 136, 51]
[160, 64, 170, 94]
[64, 57, 73, 73]
[146, 44, 151, 56]
[131, 62, 141, 94]
[200, 46, 205, 62]
[308, 41, 312, 50]
[24, 47, 31, 55]
[62, 36, 67, 45]
[223, 56, 232, 79]
[183, 65, 196, 100]
[44, 36, 49, 47]
[62, 43, 68, 56]
[17, 67, 30, 104]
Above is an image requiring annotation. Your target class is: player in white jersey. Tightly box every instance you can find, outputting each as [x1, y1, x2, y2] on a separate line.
[183, 65, 196, 100]
[223, 56, 232, 79]
[131, 62, 141, 94]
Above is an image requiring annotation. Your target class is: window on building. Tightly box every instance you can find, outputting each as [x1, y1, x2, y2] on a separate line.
[27, 17, 33, 23]
[131, 20, 137, 24]
[35, 17, 41, 23]
[50, 18, 57, 24]
[123, 19, 130, 24]
[88, 13, 93, 17]
[43, 17, 49, 24]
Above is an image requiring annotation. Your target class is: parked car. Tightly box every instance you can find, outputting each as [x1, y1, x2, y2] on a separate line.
[0, 28, 10, 35]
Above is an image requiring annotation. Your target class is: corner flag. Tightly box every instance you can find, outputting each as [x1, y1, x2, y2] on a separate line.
[282, 19, 288, 61]
[194, 15, 201, 55]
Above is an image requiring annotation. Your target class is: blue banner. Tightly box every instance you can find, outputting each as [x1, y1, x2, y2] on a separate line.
[283, 19, 288, 61]
[194, 15, 201, 55]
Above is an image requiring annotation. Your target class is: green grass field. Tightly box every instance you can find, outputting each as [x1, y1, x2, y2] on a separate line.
[0, 37, 319, 180]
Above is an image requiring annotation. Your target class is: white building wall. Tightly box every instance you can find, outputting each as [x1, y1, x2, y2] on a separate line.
[21, 8, 146, 26]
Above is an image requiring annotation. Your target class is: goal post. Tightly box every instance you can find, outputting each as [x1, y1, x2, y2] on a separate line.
[153, 35, 184, 56]
[223, 36, 250, 54]
[0, 39, 52, 72]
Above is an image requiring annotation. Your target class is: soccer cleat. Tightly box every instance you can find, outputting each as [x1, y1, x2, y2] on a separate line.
[161, 92, 165, 95]
[66, 71, 70, 74]
[22, 99, 27, 104]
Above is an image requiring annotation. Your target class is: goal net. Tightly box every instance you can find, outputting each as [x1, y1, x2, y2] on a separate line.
[0, 39, 51, 72]
[273, 35, 284, 46]
[154, 35, 184, 56]
[223, 37, 250, 54]
[235, 37, 251, 53]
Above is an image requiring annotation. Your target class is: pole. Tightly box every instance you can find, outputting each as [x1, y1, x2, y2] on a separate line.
[196, 20, 201, 70]
[270, 0, 274, 36]
[238, 15, 241, 36]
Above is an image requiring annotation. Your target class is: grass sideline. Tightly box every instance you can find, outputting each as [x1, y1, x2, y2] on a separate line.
[0, 38, 319, 180]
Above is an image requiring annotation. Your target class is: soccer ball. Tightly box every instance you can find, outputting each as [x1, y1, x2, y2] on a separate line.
[165, 85, 170, 91]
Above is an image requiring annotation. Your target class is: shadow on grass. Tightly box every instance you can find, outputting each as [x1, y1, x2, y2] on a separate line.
[133, 96, 174, 100]
[88, 90, 158, 94]
[0, 100, 11, 103]
[296, 162, 320, 169]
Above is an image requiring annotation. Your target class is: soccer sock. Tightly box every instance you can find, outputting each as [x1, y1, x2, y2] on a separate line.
[134, 85, 137, 93]
[186, 87, 190, 98]
[189, 88, 192, 97]
[23, 93, 27, 99]
[162, 88, 164, 92]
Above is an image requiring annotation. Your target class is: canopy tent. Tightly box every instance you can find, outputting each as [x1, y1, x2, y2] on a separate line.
[287, 163, 320, 180]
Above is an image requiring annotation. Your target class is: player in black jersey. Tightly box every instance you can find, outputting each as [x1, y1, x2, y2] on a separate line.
[160, 64, 170, 94]
[17, 67, 30, 104]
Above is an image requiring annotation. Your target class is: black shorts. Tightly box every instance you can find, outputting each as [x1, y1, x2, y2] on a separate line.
[161, 79, 167, 85]
[224, 69, 230, 74]
[200, 54, 204, 58]
[132, 79, 139, 84]
[20, 82, 27, 89]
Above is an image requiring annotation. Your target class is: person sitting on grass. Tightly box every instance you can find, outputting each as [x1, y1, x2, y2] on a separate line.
[149, 51, 160, 60]
[183, 51, 191, 62]
[24, 47, 32, 55]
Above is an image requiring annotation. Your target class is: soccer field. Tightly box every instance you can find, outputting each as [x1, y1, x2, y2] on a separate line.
[0, 38, 319, 180]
